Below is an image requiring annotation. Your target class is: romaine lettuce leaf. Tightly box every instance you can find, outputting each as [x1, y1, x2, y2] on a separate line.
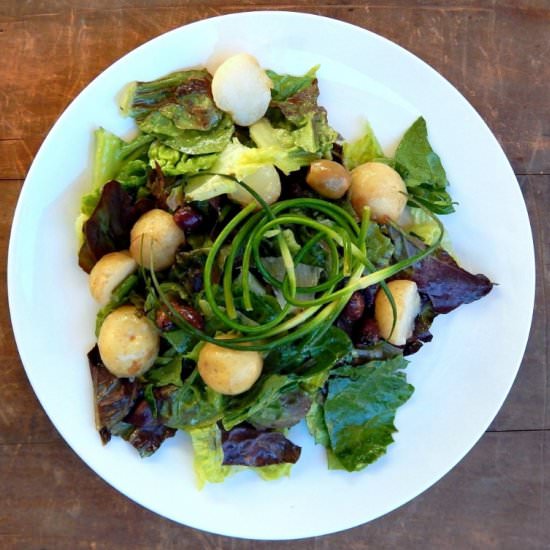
[342, 121, 385, 170]
[323, 356, 414, 471]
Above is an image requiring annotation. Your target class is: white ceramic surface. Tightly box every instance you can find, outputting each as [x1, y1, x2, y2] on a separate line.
[8, 11, 535, 540]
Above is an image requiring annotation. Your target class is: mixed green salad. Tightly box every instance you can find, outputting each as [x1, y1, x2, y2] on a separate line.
[78, 53, 492, 485]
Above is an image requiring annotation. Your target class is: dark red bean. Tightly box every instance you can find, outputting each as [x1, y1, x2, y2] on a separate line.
[173, 206, 204, 234]
[155, 301, 204, 331]
[354, 318, 381, 348]
[341, 291, 365, 322]
[176, 303, 204, 330]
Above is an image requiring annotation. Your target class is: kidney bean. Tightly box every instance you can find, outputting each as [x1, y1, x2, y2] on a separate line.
[341, 291, 366, 322]
[173, 206, 204, 234]
[156, 301, 204, 331]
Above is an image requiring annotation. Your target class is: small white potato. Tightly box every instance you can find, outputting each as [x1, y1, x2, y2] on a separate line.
[98, 305, 160, 378]
[130, 209, 185, 270]
[211, 53, 272, 126]
[374, 280, 421, 346]
[228, 164, 281, 207]
[349, 162, 407, 222]
[197, 336, 263, 395]
[89, 251, 137, 306]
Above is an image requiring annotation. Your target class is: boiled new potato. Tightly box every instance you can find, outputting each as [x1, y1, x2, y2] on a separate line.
[130, 209, 185, 270]
[211, 53, 272, 126]
[349, 162, 407, 222]
[197, 335, 263, 395]
[89, 251, 137, 306]
[374, 280, 421, 346]
[98, 305, 159, 378]
[228, 164, 281, 207]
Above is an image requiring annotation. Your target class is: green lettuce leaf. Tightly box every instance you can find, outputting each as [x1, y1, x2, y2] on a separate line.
[267, 66, 318, 102]
[159, 384, 222, 431]
[145, 357, 184, 387]
[148, 141, 218, 176]
[305, 394, 330, 447]
[406, 206, 453, 253]
[394, 117, 455, 214]
[222, 375, 291, 430]
[263, 325, 354, 378]
[323, 356, 414, 471]
[80, 129, 154, 217]
[342, 121, 385, 170]
[139, 112, 234, 155]
[365, 221, 394, 268]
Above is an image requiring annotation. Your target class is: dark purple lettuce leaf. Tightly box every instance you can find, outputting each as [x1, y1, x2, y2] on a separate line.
[78, 180, 151, 273]
[112, 398, 176, 458]
[88, 346, 139, 443]
[411, 248, 493, 314]
[88, 346, 175, 456]
[221, 424, 301, 467]
[392, 229, 494, 314]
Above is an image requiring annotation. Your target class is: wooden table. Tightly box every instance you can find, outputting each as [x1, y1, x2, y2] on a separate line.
[1, 2, 548, 548]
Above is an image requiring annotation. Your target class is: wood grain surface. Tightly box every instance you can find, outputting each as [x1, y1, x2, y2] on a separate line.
[1, 2, 548, 549]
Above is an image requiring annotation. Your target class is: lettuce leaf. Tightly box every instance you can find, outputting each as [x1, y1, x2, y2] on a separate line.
[120, 69, 222, 131]
[267, 66, 318, 102]
[221, 424, 301, 466]
[148, 141, 218, 176]
[78, 180, 147, 273]
[406, 206, 453, 253]
[139, 112, 234, 155]
[322, 356, 414, 471]
[266, 68, 338, 158]
[157, 383, 222, 431]
[80, 129, 153, 218]
[263, 325, 353, 378]
[342, 121, 385, 170]
[190, 424, 292, 488]
[394, 117, 455, 214]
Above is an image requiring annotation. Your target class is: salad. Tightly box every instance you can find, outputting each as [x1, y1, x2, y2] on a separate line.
[77, 53, 493, 485]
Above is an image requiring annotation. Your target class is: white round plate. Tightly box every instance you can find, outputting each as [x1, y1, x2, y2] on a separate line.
[8, 11, 534, 540]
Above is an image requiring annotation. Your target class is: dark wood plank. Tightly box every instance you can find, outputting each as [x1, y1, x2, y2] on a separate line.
[0, 431, 547, 549]
[0, 2, 548, 177]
